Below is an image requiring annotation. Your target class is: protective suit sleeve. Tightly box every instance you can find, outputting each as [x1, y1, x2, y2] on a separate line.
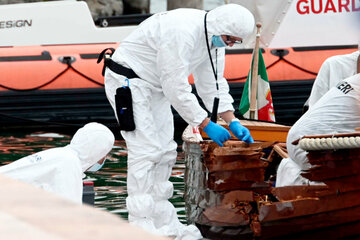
[0, 148, 83, 204]
[308, 60, 331, 108]
[192, 48, 235, 114]
[157, 31, 208, 126]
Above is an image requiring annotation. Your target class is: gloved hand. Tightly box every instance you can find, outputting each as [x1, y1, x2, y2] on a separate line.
[203, 121, 231, 147]
[229, 120, 254, 143]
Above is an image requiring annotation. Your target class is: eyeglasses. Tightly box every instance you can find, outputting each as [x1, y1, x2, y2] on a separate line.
[225, 35, 243, 45]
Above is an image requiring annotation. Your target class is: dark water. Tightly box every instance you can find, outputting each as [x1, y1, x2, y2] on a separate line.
[0, 128, 187, 223]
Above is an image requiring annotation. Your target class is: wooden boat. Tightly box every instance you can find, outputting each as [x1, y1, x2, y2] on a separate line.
[183, 128, 360, 239]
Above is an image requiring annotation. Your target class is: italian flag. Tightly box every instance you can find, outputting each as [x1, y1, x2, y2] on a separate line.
[239, 49, 275, 122]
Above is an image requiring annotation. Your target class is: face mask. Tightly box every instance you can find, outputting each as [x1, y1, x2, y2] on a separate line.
[212, 35, 227, 48]
[87, 159, 106, 172]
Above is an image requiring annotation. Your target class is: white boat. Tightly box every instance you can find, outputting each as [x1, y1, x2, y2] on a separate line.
[0, 0, 358, 127]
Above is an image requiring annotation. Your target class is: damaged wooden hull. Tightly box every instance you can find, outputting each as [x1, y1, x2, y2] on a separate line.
[183, 131, 360, 239]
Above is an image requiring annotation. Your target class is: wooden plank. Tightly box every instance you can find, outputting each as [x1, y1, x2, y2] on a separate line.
[184, 189, 255, 206]
[208, 168, 265, 191]
[271, 185, 330, 201]
[324, 175, 360, 192]
[207, 181, 255, 192]
[222, 190, 255, 203]
[260, 206, 360, 239]
[212, 150, 263, 158]
[267, 142, 287, 162]
[200, 205, 251, 226]
[272, 143, 288, 159]
[244, 129, 289, 142]
[208, 153, 263, 162]
[259, 190, 360, 222]
[238, 119, 290, 129]
[307, 149, 360, 163]
[205, 159, 268, 172]
[301, 163, 360, 181]
[223, 140, 275, 149]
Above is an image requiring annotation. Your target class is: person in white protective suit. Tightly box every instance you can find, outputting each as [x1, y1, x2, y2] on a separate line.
[308, 50, 360, 109]
[103, 4, 255, 239]
[276, 74, 360, 187]
[0, 122, 115, 204]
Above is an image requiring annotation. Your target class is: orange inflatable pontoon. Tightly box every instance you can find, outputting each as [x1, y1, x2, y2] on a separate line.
[0, 44, 357, 91]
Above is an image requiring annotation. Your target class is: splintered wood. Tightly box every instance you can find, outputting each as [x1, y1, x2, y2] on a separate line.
[184, 140, 274, 231]
[200, 141, 273, 191]
[305, 149, 360, 188]
[183, 138, 360, 239]
[256, 141, 360, 239]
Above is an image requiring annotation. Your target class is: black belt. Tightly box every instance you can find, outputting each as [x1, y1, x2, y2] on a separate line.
[97, 48, 139, 79]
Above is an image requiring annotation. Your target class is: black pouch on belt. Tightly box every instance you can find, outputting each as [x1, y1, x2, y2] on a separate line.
[115, 86, 135, 131]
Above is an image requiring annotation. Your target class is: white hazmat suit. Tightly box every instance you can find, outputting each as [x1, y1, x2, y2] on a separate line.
[104, 4, 254, 239]
[308, 51, 360, 108]
[0, 122, 115, 204]
[277, 74, 360, 186]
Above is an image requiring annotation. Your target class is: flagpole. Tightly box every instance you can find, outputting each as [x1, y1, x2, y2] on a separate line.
[249, 23, 262, 119]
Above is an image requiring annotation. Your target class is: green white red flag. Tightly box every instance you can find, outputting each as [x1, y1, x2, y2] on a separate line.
[239, 49, 275, 122]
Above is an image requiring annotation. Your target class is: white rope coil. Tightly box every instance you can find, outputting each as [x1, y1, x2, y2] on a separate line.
[299, 136, 360, 151]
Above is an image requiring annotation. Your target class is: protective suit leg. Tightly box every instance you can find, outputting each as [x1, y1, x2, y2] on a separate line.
[105, 73, 158, 233]
[105, 72, 201, 239]
[286, 138, 311, 171]
[148, 92, 202, 239]
[276, 158, 310, 187]
[276, 158, 325, 187]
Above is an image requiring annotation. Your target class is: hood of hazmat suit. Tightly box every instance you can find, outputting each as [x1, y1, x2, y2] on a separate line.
[0, 122, 115, 203]
[111, 4, 254, 127]
[69, 122, 115, 172]
[206, 3, 255, 39]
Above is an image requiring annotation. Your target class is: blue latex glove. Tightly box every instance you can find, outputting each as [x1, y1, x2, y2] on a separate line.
[229, 120, 254, 143]
[203, 121, 231, 147]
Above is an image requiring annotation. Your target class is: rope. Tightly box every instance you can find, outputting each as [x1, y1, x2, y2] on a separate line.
[299, 136, 360, 151]
[0, 66, 70, 91]
[281, 57, 318, 76]
[68, 64, 104, 87]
